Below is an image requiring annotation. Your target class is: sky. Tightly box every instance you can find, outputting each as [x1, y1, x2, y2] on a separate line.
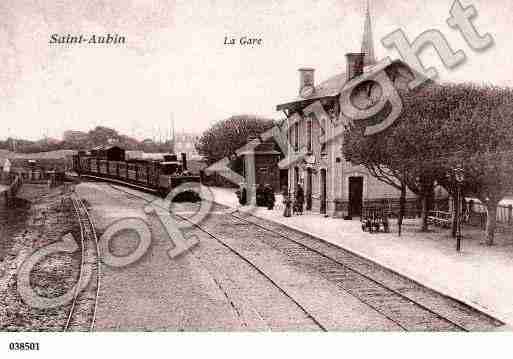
[0, 0, 511, 141]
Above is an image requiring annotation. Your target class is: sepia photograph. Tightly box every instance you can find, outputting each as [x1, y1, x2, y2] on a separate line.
[1, 0, 513, 357]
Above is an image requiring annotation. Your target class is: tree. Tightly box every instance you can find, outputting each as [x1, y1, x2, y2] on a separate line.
[1, 126, 177, 154]
[343, 124, 408, 235]
[343, 82, 450, 232]
[196, 115, 276, 166]
[439, 87, 513, 245]
[344, 82, 513, 243]
[87, 126, 120, 147]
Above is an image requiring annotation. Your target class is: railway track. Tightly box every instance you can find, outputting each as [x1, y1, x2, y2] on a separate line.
[65, 195, 101, 332]
[227, 212, 503, 331]
[104, 183, 502, 331]
[105, 184, 327, 330]
[233, 211, 505, 330]
[173, 212, 328, 331]
[192, 213, 463, 331]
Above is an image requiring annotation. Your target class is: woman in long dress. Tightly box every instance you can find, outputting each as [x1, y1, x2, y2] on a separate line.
[294, 183, 304, 215]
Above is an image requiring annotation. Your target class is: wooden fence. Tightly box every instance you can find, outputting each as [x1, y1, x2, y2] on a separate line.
[363, 197, 513, 229]
[363, 198, 421, 219]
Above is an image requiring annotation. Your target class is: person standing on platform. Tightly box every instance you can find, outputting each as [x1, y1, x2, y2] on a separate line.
[294, 183, 304, 215]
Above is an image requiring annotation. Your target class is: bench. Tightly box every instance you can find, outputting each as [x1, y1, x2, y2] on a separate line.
[428, 210, 452, 228]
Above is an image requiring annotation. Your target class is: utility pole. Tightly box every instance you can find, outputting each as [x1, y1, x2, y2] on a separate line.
[172, 115, 175, 141]
[453, 167, 465, 252]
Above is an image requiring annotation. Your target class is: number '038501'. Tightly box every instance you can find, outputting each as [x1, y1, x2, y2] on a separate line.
[9, 342, 40, 351]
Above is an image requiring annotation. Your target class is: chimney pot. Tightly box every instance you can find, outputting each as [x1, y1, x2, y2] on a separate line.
[298, 68, 315, 95]
[345, 53, 365, 82]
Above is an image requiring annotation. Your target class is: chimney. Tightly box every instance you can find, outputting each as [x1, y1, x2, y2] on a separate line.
[181, 152, 187, 171]
[345, 53, 365, 81]
[298, 68, 315, 95]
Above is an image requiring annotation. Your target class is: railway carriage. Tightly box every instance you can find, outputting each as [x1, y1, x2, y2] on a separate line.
[108, 161, 119, 177]
[136, 162, 148, 184]
[127, 163, 137, 181]
[72, 147, 200, 200]
[90, 158, 98, 173]
[77, 156, 90, 172]
[118, 162, 127, 179]
[99, 160, 108, 175]
[148, 161, 160, 188]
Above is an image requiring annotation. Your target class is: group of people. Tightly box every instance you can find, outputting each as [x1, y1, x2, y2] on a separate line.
[236, 183, 276, 209]
[256, 184, 276, 209]
[282, 183, 305, 216]
[236, 182, 305, 215]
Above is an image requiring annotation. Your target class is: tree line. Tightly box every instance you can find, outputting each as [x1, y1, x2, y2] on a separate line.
[0, 126, 174, 154]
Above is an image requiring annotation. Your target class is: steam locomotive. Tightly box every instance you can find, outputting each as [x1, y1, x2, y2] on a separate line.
[72, 146, 201, 199]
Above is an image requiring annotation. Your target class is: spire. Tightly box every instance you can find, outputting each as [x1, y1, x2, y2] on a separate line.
[361, 0, 376, 67]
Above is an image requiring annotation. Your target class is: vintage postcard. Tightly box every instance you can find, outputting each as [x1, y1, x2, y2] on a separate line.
[1, 0, 512, 357]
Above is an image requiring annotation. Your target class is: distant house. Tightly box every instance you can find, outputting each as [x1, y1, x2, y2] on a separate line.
[10, 158, 68, 183]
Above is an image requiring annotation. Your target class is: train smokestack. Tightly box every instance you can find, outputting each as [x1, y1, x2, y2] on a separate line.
[181, 152, 187, 171]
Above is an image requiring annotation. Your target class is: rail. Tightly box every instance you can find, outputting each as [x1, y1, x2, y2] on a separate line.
[65, 195, 101, 331]
[106, 183, 328, 331]
[105, 183, 500, 331]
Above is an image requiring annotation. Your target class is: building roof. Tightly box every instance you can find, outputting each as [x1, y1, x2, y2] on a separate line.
[276, 72, 346, 111]
[276, 64, 395, 112]
[277, 1, 379, 112]
[276, 58, 428, 113]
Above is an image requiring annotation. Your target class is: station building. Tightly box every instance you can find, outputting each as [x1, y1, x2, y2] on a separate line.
[276, 7, 417, 218]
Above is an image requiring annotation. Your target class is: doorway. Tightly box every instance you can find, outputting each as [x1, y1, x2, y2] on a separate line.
[280, 169, 288, 192]
[348, 176, 363, 218]
[320, 169, 327, 214]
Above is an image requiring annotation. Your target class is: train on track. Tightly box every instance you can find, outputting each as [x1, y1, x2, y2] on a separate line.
[72, 145, 201, 199]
